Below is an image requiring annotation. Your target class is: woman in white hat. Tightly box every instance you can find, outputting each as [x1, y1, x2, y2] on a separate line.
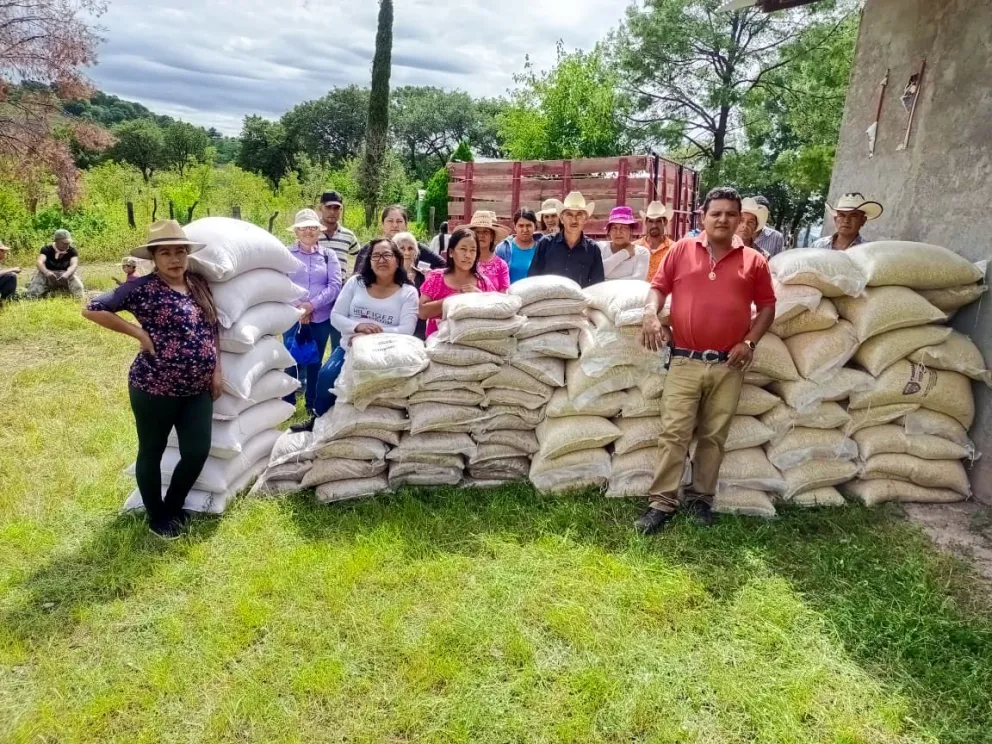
[537, 199, 563, 236]
[283, 208, 343, 415]
[82, 220, 221, 540]
[466, 210, 511, 292]
[736, 197, 770, 256]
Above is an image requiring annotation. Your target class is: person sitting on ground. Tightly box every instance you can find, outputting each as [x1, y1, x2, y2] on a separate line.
[527, 192, 605, 289]
[600, 206, 650, 281]
[26, 229, 84, 298]
[113, 257, 141, 286]
[637, 202, 675, 282]
[537, 199, 563, 236]
[751, 195, 786, 257]
[353, 205, 445, 275]
[304, 238, 419, 427]
[82, 220, 222, 540]
[418, 228, 494, 338]
[495, 209, 539, 284]
[467, 210, 511, 292]
[0, 242, 21, 302]
[736, 197, 772, 258]
[812, 193, 883, 251]
[282, 208, 343, 416]
[394, 231, 430, 340]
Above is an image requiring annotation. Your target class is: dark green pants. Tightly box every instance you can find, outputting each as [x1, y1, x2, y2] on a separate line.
[129, 387, 213, 524]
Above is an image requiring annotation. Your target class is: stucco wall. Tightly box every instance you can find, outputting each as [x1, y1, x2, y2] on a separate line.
[828, 0, 992, 502]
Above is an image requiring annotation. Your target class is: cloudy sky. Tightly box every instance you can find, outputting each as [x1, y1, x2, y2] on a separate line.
[86, 0, 630, 134]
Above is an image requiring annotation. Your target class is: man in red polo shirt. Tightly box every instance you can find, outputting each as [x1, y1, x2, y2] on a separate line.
[636, 187, 777, 534]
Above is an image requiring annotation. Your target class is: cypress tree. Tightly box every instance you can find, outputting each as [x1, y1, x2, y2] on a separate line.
[357, 0, 393, 226]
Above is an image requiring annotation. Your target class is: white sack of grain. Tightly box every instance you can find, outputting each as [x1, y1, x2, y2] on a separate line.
[781, 459, 859, 500]
[861, 454, 971, 496]
[336, 372, 421, 412]
[472, 429, 540, 454]
[784, 320, 859, 382]
[474, 405, 545, 432]
[637, 372, 668, 401]
[909, 331, 992, 385]
[509, 355, 566, 388]
[516, 314, 588, 339]
[421, 361, 501, 387]
[387, 462, 463, 488]
[547, 388, 626, 418]
[845, 241, 986, 289]
[347, 334, 428, 396]
[853, 325, 954, 377]
[834, 287, 946, 342]
[918, 283, 988, 315]
[713, 487, 777, 518]
[249, 476, 303, 498]
[578, 327, 664, 378]
[845, 404, 920, 436]
[583, 279, 651, 326]
[210, 270, 307, 328]
[442, 291, 523, 320]
[264, 460, 314, 483]
[761, 402, 851, 437]
[426, 336, 505, 366]
[853, 425, 971, 461]
[214, 370, 301, 421]
[268, 430, 314, 467]
[530, 448, 612, 494]
[522, 297, 589, 317]
[316, 475, 389, 504]
[219, 302, 304, 353]
[620, 389, 665, 419]
[124, 459, 266, 515]
[509, 275, 586, 304]
[718, 448, 786, 493]
[486, 387, 553, 410]
[849, 361, 975, 429]
[744, 372, 774, 387]
[606, 448, 656, 498]
[313, 403, 408, 443]
[408, 388, 486, 407]
[736, 385, 782, 417]
[185, 217, 302, 282]
[516, 329, 580, 359]
[766, 428, 858, 470]
[769, 248, 867, 298]
[774, 281, 824, 322]
[220, 337, 296, 400]
[434, 324, 518, 357]
[790, 487, 846, 508]
[841, 479, 965, 507]
[408, 403, 487, 435]
[566, 360, 640, 408]
[751, 334, 800, 382]
[302, 458, 387, 488]
[390, 432, 478, 459]
[536, 416, 622, 460]
[170, 399, 294, 458]
[771, 368, 874, 414]
[612, 417, 662, 455]
[900, 409, 975, 451]
[483, 365, 555, 396]
[314, 436, 391, 461]
[443, 315, 525, 344]
[724, 416, 776, 452]
[770, 299, 838, 339]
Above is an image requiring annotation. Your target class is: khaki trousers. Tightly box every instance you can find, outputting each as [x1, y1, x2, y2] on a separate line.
[648, 357, 744, 513]
[26, 271, 84, 298]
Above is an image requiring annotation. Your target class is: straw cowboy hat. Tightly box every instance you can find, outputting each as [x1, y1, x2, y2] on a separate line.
[740, 197, 769, 233]
[827, 192, 883, 221]
[467, 210, 511, 243]
[287, 208, 323, 231]
[557, 191, 595, 217]
[639, 201, 673, 222]
[132, 220, 205, 260]
[537, 199, 563, 218]
[606, 206, 639, 228]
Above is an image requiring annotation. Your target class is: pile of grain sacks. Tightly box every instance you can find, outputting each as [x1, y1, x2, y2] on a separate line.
[124, 217, 305, 514]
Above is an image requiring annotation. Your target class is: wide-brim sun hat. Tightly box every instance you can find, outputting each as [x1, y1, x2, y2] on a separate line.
[740, 197, 769, 233]
[557, 191, 595, 217]
[827, 192, 884, 221]
[640, 201, 673, 222]
[131, 220, 205, 260]
[606, 206, 639, 229]
[467, 210, 511, 243]
[287, 208, 323, 231]
[537, 199, 563, 218]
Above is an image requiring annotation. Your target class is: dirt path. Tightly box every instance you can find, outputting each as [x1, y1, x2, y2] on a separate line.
[905, 502, 992, 586]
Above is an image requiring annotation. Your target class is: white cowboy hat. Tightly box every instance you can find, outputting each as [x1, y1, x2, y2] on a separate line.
[287, 208, 323, 231]
[131, 220, 205, 260]
[557, 191, 595, 217]
[467, 210, 510, 243]
[740, 197, 769, 232]
[639, 201, 673, 222]
[537, 199, 563, 218]
[827, 192, 883, 221]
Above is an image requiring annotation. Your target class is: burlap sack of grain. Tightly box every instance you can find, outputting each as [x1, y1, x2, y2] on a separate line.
[313, 403, 408, 443]
[849, 361, 975, 429]
[761, 402, 851, 437]
[547, 388, 627, 418]
[790, 487, 846, 507]
[508, 355, 566, 388]
[566, 360, 640, 407]
[918, 283, 988, 315]
[419, 381, 485, 398]
[517, 314, 589, 340]
[909, 331, 992, 385]
[421, 361, 501, 387]
[315, 475, 390, 504]
[736, 385, 782, 416]
[606, 448, 656, 498]
[725, 416, 776, 452]
[845, 241, 986, 289]
[584, 280, 652, 327]
[771, 368, 874, 413]
[713, 487, 777, 518]
[516, 329, 580, 359]
[769, 248, 867, 298]
[408, 403, 488, 435]
[784, 320, 860, 382]
[521, 297, 589, 317]
[620, 389, 665, 419]
[765, 428, 858, 470]
[315, 436, 391, 461]
[442, 291, 522, 320]
[258, 460, 310, 484]
[853, 325, 954, 377]
[536, 416, 622, 460]
[771, 299, 838, 339]
[426, 336, 505, 366]
[834, 287, 945, 342]
[638, 372, 668, 400]
[774, 281, 824, 322]
[612, 417, 663, 455]
[853, 425, 970, 461]
[387, 452, 465, 468]
[472, 429, 540, 454]
[751, 333, 800, 382]
[249, 477, 302, 498]
[408, 388, 486, 407]
[483, 365, 554, 397]
[861, 454, 971, 496]
[389, 432, 478, 459]
[302, 458, 387, 488]
[443, 315, 525, 344]
[470, 443, 532, 463]
[473, 405, 545, 433]
[347, 334, 428, 399]
[841, 479, 965, 507]
[578, 326, 662, 378]
[530, 448, 612, 494]
[485, 388, 552, 410]
[845, 404, 919, 436]
[468, 457, 531, 481]
[744, 372, 774, 387]
[388, 463, 464, 488]
[781, 459, 859, 500]
[345, 374, 422, 412]
[900, 409, 975, 451]
[509, 275, 586, 304]
[437, 331, 517, 357]
[718, 448, 786, 492]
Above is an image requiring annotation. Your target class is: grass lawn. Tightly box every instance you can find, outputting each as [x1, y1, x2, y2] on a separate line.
[2, 290, 992, 743]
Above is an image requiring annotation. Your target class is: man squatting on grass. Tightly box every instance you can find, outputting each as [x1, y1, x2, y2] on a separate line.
[636, 187, 777, 535]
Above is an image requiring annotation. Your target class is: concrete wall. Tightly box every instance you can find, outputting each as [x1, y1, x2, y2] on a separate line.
[828, 0, 992, 502]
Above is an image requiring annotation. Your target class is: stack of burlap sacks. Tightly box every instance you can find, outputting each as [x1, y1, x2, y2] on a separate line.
[124, 217, 306, 514]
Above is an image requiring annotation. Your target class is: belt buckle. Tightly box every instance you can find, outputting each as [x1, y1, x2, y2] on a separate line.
[701, 350, 721, 363]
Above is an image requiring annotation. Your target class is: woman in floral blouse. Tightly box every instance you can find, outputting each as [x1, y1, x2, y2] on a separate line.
[83, 220, 222, 540]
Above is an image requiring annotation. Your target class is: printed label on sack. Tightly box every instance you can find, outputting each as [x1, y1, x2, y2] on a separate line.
[903, 362, 937, 398]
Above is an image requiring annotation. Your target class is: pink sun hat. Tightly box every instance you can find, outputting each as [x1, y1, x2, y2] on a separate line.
[607, 205, 639, 228]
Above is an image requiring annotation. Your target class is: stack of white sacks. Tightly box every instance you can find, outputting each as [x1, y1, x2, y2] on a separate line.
[124, 218, 305, 514]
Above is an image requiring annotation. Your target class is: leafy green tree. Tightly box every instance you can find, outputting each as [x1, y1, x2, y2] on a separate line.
[207, 128, 240, 165]
[110, 120, 166, 183]
[237, 115, 291, 186]
[358, 0, 394, 226]
[163, 121, 209, 176]
[468, 98, 507, 159]
[391, 86, 478, 180]
[282, 85, 369, 167]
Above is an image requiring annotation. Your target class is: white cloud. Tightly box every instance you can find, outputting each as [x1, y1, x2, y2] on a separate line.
[86, 0, 629, 134]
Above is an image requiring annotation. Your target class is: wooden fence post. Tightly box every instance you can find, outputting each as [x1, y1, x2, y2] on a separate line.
[268, 212, 279, 233]
[232, 206, 242, 220]
[126, 201, 135, 229]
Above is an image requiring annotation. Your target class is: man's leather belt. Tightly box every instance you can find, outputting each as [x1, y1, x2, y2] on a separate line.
[672, 348, 730, 363]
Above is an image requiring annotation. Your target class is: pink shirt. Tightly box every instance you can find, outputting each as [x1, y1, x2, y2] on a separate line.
[420, 270, 494, 337]
[477, 255, 510, 293]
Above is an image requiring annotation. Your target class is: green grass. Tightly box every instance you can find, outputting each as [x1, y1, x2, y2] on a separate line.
[2, 296, 992, 743]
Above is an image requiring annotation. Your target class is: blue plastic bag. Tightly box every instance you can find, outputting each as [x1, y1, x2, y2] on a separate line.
[287, 324, 320, 366]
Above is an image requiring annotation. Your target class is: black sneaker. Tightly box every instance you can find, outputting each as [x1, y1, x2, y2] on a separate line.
[290, 417, 315, 433]
[685, 499, 716, 527]
[149, 519, 182, 540]
[634, 507, 676, 535]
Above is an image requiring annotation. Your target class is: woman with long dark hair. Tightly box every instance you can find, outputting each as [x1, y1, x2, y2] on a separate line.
[353, 205, 445, 275]
[495, 208, 539, 284]
[82, 220, 221, 539]
[467, 210, 511, 292]
[417, 227, 494, 338]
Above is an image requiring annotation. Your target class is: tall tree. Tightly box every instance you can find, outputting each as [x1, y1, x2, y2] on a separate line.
[237, 115, 291, 186]
[163, 121, 209, 175]
[357, 0, 393, 226]
[110, 119, 166, 183]
[282, 85, 369, 167]
[390, 86, 477, 180]
[469, 98, 507, 159]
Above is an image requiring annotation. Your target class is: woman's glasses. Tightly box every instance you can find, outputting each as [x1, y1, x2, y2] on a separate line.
[370, 253, 396, 263]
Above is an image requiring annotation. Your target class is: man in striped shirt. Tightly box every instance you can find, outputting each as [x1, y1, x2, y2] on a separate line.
[751, 195, 786, 257]
[317, 191, 359, 283]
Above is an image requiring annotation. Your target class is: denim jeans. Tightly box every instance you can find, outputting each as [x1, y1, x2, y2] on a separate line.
[283, 319, 332, 412]
[314, 346, 347, 417]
